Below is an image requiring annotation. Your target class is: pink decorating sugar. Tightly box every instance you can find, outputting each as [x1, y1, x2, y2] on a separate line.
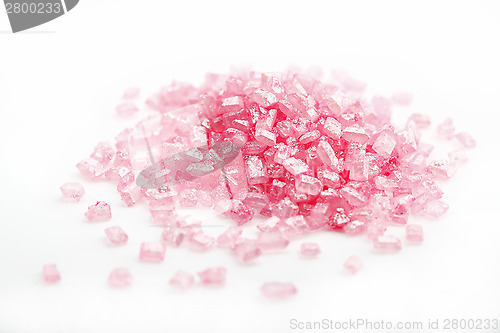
[139, 242, 166, 262]
[108, 268, 133, 288]
[300, 242, 321, 257]
[261, 282, 297, 299]
[169, 271, 195, 291]
[104, 226, 128, 244]
[344, 256, 363, 274]
[84, 201, 111, 222]
[197, 267, 226, 286]
[42, 264, 61, 283]
[60, 182, 85, 201]
[63, 69, 476, 292]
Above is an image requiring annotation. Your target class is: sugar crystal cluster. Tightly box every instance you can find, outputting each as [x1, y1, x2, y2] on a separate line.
[59, 69, 475, 293]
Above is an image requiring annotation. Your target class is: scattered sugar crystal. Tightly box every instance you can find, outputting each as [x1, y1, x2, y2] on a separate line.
[406, 224, 424, 242]
[229, 200, 254, 225]
[198, 267, 226, 286]
[257, 232, 289, 251]
[407, 113, 430, 128]
[300, 243, 321, 256]
[342, 125, 369, 144]
[283, 157, 309, 175]
[455, 131, 476, 148]
[344, 256, 363, 274]
[422, 200, 449, 218]
[139, 242, 166, 262]
[437, 117, 455, 139]
[120, 183, 143, 207]
[42, 264, 60, 283]
[217, 226, 242, 247]
[372, 131, 396, 157]
[295, 174, 322, 196]
[261, 282, 297, 299]
[105, 226, 128, 244]
[161, 227, 186, 247]
[233, 238, 262, 262]
[85, 201, 112, 222]
[60, 182, 85, 201]
[76, 158, 106, 180]
[373, 235, 402, 252]
[108, 268, 133, 288]
[245, 156, 268, 185]
[116, 102, 139, 116]
[189, 233, 215, 250]
[169, 271, 195, 291]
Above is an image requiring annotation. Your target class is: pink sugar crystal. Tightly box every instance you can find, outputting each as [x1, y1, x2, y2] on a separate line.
[373, 235, 402, 252]
[161, 227, 185, 247]
[197, 267, 226, 286]
[217, 226, 242, 247]
[455, 131, 476, 148]
[84, 201, 111, 222]
[261, 282, 297, 299]
[233, 238, 262, 262]
[282, 157, 309, 175]
[115, 102, 139, 117]
[257, 232, 289, 251]
[406, 224, 424, 242]
[139, 242, 166, 262]
[300, 242, 321, 256]
[72, 69, 476, 273]
[343, 256, 363, 274]
[189, 232, 215, 250]
[295, 174, 323, 196]
[76, 158, 106, 180]
[60, 182, 85, 201]
[42, 264, 60, 283]
[437, 117, 455, 139]
[104, 226, 128, 244]
[120, 183, 143, 207]
[169, 271, 195, 291]
[229, 200, 254, 226]
[108, 268, 133, 288]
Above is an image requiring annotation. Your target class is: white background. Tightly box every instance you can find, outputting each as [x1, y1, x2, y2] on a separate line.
[0, 1, 499, 332]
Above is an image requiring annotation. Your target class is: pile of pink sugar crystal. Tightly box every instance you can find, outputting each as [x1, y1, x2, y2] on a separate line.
[68, 69, 475, 286]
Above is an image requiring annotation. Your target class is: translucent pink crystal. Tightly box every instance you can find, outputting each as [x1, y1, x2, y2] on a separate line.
[295, 174, 322, 196]
[343, 256, 363, 274]
[105, 226, 128, 244]
[437, 117, 455, 139]
[84, 201, 112, 222]
[120, 183, 143, 207]
[422, 200, 449, 218]
[60, 182, 85, 201]
[372, 131, 396, 157]
[257, 232, 289, 251]
[42, 264, 60, 283]
[233, 238, 262, 262]
[342, 125, 369, 144]
[217, 226, 242, 247]
[373, 235, 402, 252]
[169, 271, 195, 291]
[116, 102, 139, 116]
[406, 224, 424, 242]
[197, 267, 226, 286]
[300, 242, 321, 256]
[455, 131, 476, 148]
[189, 232, 215, 250]
[76, 158, 106, 180]
[245, 156, 268, 185]
[108, 268, 133, 287]
[283, 157, 309, 175]
[261, 282, 297, 299]
[229, 200, 254, 226]
[139, 242, 166, 262]
[161, 227, 185, 247]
